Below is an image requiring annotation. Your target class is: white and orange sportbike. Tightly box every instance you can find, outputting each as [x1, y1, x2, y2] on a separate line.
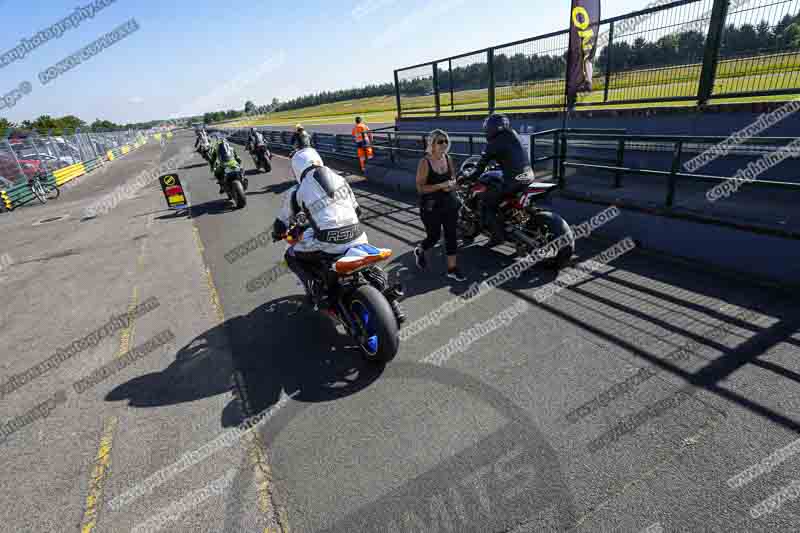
[272, 148, 405, 364]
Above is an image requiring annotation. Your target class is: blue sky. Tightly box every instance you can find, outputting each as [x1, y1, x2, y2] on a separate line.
[0, 0, 645, 124]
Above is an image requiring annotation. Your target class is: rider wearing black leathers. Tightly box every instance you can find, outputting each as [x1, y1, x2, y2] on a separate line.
[470, 114, 533, 246]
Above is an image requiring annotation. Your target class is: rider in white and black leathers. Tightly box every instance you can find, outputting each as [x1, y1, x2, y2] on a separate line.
[272, 148, 405, 320]
[195, 128, 210, 150]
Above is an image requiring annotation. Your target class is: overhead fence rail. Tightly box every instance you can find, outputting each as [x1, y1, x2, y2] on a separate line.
[394, 0, 800, 118]
[0, 128, 153, 211]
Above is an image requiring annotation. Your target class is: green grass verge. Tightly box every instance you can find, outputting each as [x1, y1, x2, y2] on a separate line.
[219, 51, 800, 128]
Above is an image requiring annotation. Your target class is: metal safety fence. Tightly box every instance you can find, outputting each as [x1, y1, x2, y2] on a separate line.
[0, 128, 151, 211]
[394, 0, 800, 117]
[215, 124, 800, 238]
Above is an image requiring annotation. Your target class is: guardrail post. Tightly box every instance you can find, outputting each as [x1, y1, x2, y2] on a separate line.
[449, 59, 455, 111]
[433, 62, 441, 117]
[394, 70, 402, 119]
[552, 130, 559, 179]
[697, 0, 729, 106]
[666, 140, 683, 207]
[558, 131, 568, 189]
[614, 139, 625, 188]
[603, 21, 615, 103]
[487, 48, 496, 113]
[388, 133, 396, 165]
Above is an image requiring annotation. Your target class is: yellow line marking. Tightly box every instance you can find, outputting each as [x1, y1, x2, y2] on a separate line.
[247, 433, 285, 533]
[79, 416, 119, 533]
[116, 286, 139, 358]
[192, 215, 288, 530]
[205, 267, 225, 324]
[192, 218, 288, 530]
[79, 224, 150, 531]
[192, 224, 224, 324]
[192, 226, 204, 252]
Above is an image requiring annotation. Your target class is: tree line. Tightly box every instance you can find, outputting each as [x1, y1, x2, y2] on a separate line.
[0, 115, 193, 135]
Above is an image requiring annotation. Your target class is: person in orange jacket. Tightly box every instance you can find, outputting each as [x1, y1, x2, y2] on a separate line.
[352, 116, 374, 172]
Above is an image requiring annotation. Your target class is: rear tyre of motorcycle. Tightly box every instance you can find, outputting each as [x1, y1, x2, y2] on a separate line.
[346, 285, 399, 365]
[527, 211, 574, 270]
[232, 180, 247, 209]
[263, 158, 271, 173]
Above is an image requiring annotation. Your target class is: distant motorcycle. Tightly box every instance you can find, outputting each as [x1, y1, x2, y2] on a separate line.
[220, 162, 248, 209]
[274, 215, 404, 364]
[250, 143, 272, 173]
[197, 144, 210, 162]
[456, 156, 574, 269]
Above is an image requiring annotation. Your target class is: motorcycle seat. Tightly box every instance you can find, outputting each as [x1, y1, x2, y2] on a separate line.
[333, 244, 392, 275]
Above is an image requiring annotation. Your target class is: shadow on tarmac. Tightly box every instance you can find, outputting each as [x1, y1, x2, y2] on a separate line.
[106, 295, 385, 424]
[179, 163, 209, 170]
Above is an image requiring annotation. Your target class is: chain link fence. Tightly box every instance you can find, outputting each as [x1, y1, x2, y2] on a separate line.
[0, 129, 139, 186]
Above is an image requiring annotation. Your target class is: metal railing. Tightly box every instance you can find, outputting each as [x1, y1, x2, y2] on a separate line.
[555, 131, 800, 208]
[394, 0, 800, 117]
[218, 124, 800, 238]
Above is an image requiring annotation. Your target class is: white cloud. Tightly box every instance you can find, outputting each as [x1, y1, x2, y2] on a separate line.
[128, 96, 144, 104]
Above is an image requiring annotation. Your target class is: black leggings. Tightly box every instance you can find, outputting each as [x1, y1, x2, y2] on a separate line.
[420, 206, 459, 256]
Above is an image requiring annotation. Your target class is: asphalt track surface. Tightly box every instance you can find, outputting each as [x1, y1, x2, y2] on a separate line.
[0, 130, 798, 532]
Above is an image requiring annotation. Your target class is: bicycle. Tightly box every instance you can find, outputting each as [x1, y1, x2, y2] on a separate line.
[29, 167, 60, 204]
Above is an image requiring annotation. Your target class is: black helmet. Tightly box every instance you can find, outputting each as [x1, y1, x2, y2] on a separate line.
[483, 114, 510, 140]
[355, 116, 362, 124]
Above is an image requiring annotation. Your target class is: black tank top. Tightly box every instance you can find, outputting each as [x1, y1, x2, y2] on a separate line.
[420, 157, 457, 209]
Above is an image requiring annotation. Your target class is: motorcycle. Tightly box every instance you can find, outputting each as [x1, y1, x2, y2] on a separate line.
[275, 215, 404, 364]
[197, 143, 211, 162]
[250, 143, 272, 173]
[221, 161, 248, 209]
[455, 156, 574, 269]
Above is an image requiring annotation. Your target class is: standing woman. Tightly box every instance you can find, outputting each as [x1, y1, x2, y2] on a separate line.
[414, 129, 466, 281]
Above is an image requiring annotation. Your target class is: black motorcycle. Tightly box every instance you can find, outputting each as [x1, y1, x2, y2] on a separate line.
[220, 163, 248, 209]
[251, 143, 272, 173]
[275, 218, 405, 364]
[456, 156, 574, 269]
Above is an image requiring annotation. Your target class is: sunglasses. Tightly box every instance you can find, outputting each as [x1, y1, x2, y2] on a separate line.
[435, 139, 449, 145]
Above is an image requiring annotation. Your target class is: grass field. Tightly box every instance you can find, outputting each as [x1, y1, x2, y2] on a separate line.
[221, 51, 800, 128]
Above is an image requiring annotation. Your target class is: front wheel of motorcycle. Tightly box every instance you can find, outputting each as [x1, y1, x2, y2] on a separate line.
[525, 211, 574, 270]
[346, 285, 399, 365]
[232, 180, 247, 209]
[263, 158, 272, 173]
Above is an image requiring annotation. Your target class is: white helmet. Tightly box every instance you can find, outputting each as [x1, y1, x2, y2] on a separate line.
[291, 147, 323, 183]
